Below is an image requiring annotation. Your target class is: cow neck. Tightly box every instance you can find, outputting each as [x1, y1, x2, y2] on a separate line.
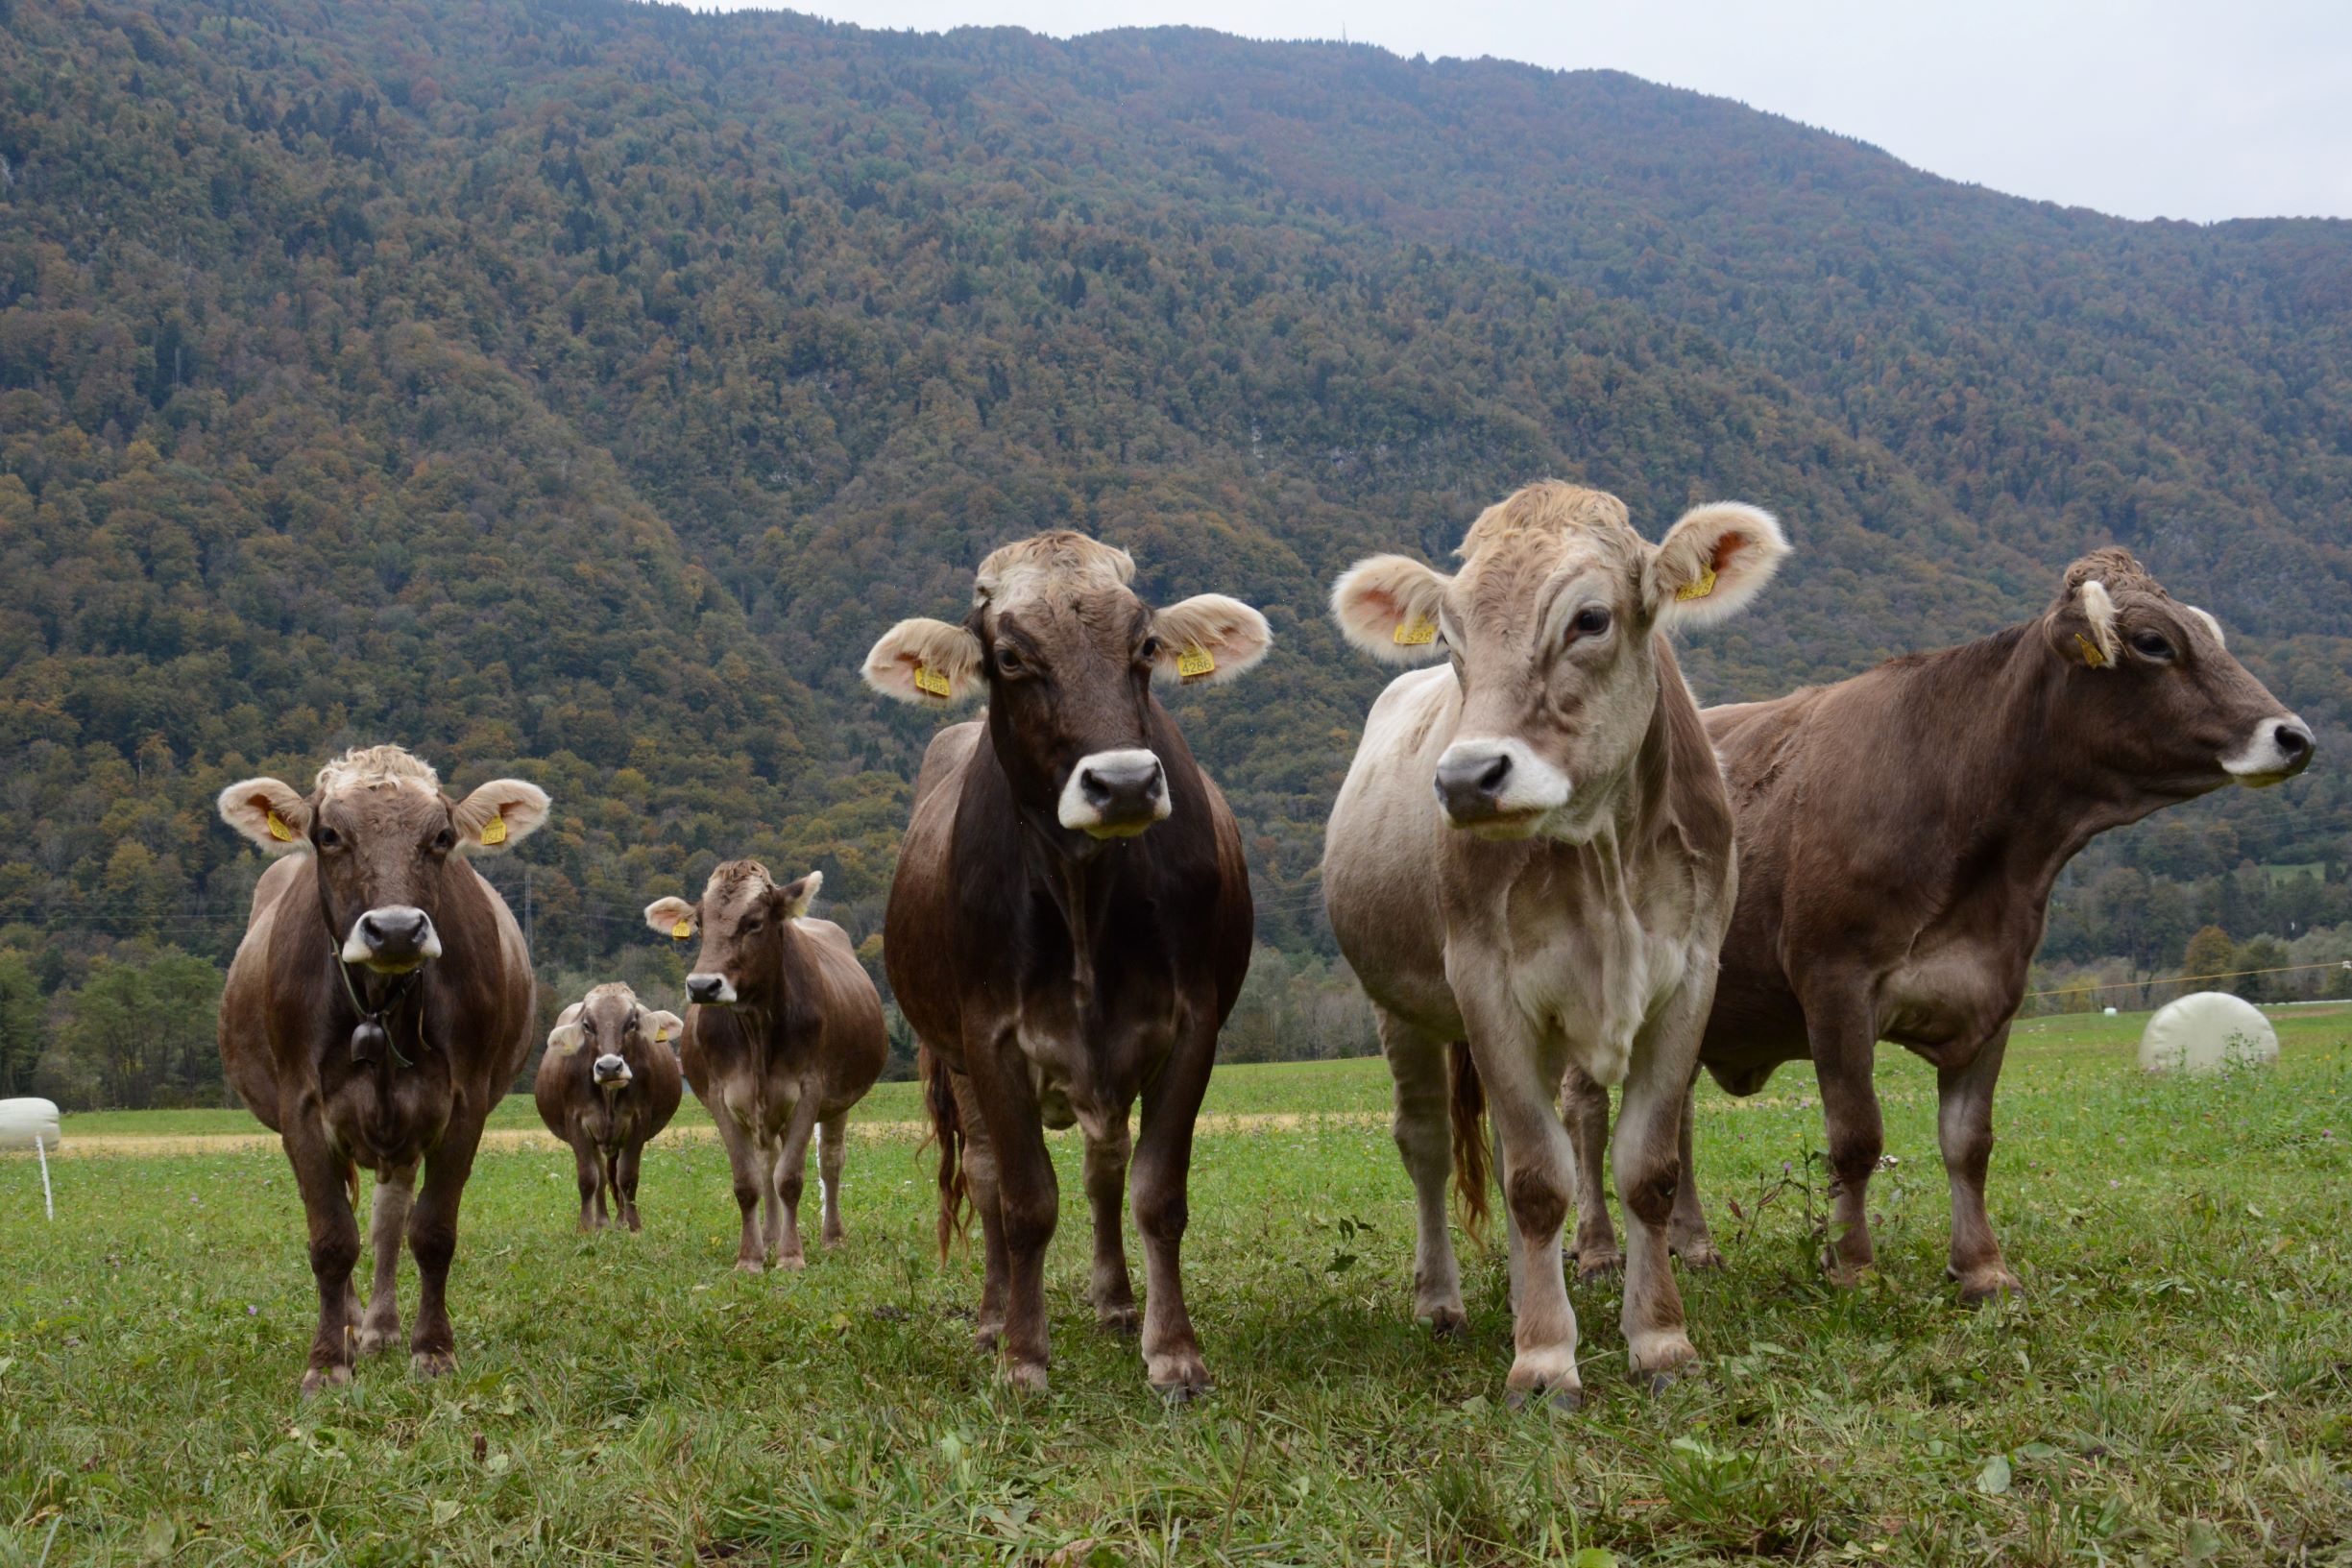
[311, 865, 427, 1070]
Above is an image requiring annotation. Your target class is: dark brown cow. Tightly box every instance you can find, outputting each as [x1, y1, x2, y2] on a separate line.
[217, 745, 548, 1393]
[864, 531, 1267, 1397]
[643, 863, 886, 1271]
[1563, 549, 2316, 1298]
[534, 982, 685, 1232]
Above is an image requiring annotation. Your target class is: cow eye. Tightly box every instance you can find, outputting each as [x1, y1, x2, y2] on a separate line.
[995, 647, 1024, 676]
[1570, 606, 1612, 639]
[316, 826, 343, 851]
[429, 828, 454, 854]
[1139, 636, 1161, 663]
[2130, 631, 2174, 662]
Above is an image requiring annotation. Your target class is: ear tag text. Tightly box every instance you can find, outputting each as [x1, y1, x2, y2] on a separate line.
[478, 813, 508, 846]
[670, 918, 694, 940]
[912, 663, 952, 700]
[1176, 644, 1217, 680]
[2074, 634, 2109, 668]
[1393, 615, 1439, 647]
[266, 808, 297, 842]
[1676, 564, 1718, 602]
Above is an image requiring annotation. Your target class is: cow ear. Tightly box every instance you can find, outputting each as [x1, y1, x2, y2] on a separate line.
[1646, 502, 1790, 629]
[645, 1009, 685, 1049]
[1330, 554, 1453, 664]
[1150, 594, 1272, 686]
[546, 1002, 587, 1057]
[452, 779, 550, 852]
[863, 617, 984, 705]
[218, 778, 312, 854]
[774, 870, 823, 919]
[644, 896, 697, 940]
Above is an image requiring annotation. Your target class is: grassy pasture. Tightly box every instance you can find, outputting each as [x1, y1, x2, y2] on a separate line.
[2, 1011, 2348, 1565]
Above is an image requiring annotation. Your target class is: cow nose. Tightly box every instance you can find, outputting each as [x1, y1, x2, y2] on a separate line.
[357, 906, 431, 957]
[685, 974, 725, 1004]
[2272, 717, 2315, 767]
[593, 1053, 630, 1085]
[1079, 755, 1164, 825]
[1435, 751, 1512, 822]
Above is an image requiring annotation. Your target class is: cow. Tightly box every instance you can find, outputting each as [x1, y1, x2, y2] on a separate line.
[863, 530, 1267, 1398]
[1560, 546, 2316, 1301]
[216, 745, 549, 1393]
[642, 863, 886, 1271]
[1321, 481, 1790, 1408]
[535, 982, 685, 1233]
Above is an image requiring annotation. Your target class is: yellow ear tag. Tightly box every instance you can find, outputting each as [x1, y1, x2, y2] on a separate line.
[2074, 634, 2109, 668]
[1393, 615, 1439, 647]
[670, 918, 693, 940]
[912, 663, 952, 700]
[654, 1025, 669, 1044]
[1675, 564, 1718, 602]
[1176, 644, 1217, 681]
[478, 813, 508, 846]
[265, 808, 296, 843]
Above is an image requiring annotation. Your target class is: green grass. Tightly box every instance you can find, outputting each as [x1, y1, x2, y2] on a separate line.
[4, 1013, 2349, 1564]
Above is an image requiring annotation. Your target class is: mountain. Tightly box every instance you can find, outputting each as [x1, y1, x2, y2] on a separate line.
[1, 0, 2344, 1089]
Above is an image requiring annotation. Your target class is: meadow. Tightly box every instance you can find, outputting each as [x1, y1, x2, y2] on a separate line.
[2, 1010, 2347, 1566]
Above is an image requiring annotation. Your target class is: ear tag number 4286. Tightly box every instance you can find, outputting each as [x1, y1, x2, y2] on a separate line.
[1176, 644, 1217, 681]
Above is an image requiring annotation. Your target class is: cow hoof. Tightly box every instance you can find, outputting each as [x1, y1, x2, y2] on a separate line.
[822, 1232, 846, 1250]
[776, 1253, 807, 1272]
[1419, 1306, 1468, 1340]
[354, 1322, 401, 1358]
[1670, 1239, 1726, 1270]
[1573, 1252, 1624, 1286]
[1821, 1254, 1874, 1289]
[1004, 1362, 1050, 1394]
[1146, 1353, 1210, 1399]
[736, 1259, 764, 1276]
[1952, 1267, 2024, 1307]
[1096, 1305, 1141, 1338]
[411, 1350, 457, 1380]
[1504, 1382, 1581, 1414]
[974, 1323, 1004, 1353]
[300, 1363, 353, 1397]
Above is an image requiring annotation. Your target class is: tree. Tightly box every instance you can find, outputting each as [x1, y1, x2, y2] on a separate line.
[53, 947, 223, 1110]
[2181, 926, 2236, 988]
[0, 950, 44, 1097]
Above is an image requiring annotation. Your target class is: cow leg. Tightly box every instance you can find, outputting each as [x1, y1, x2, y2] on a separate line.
[1456, 996, 1580, 1408]
[615, 1142, 644, 1233]
[405, 1107, 488, 1379]
[971, 1039, 1056, 1391]
[713, 1116, 766, 1272]
[1559, 1064, 1622, 1281]
[1378, 1010, 1465, 1337]
[282, 1115, 361, 1394]
[817, 1114, 847, 1247]
[355, 1164, 415, 1356]
[758, 1133, 787, 1266]
[1665, 1074, 1723, 1268]
[1132, 1023, 1216, 1400]
[947, 1066, 1010, 1350]
[771, 1095, 823, 1270]
[1807, 991, 1885, 1286]
[1940, 1026, 2021, 1304]
[571, 1141, 604, 1233]
[1612, 1018, 1700, 1383]
[1080, 1114, 1139, 1335]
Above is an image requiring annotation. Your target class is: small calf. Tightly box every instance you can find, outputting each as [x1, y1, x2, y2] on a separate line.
[535, 983, 685, 1232]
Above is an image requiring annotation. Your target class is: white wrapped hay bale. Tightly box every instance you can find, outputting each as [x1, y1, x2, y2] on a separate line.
[2138, 993, 2279, 1075]
[0, 1098, 61, 1151]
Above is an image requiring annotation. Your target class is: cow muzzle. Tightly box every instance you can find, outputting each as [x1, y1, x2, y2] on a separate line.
[1434, 738, 1572, 837]
[593, 1053, 633, 1089]
[1057, 748, 1170, 838]
[2222, 715, 2316, 787]
[685, 973, 738, 1006]
[340, 905, 443, 973]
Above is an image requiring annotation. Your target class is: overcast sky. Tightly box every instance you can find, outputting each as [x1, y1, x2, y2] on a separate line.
[680, 0, 2352, 223]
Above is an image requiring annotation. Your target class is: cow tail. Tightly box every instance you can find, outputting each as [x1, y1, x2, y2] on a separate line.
[1447, 1040, 1491, 1244]
[919, 1042, 969, 1262]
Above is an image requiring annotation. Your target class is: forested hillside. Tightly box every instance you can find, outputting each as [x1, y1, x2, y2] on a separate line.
[3, 0, 2347, 1103]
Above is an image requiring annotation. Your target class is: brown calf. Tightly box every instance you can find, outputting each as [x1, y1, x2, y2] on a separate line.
[217, 745, 548, 1393]
[1564, 548, 2316, 1299]
[534, 983, 685, 1232]
[643, 864, 886, 1271]
[865, 530, 1266, 1397]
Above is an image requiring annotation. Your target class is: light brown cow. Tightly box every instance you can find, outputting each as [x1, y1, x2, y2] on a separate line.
[535, 983, 685, 1232]
[643, 863, 886, 1270]
[1562, 547, 2316, 1299]
[217, 745, 548, 1393]
[1321, 482, 1788, 1407]
[865, 530, 1265, 1397]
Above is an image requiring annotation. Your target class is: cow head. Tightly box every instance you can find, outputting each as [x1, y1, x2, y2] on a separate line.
[644, 860, 821, 1008]
[546, 982, 682, 1094]
[1332, 483, 1788, 842]
[2045, 548, 2314, 797]
[861, 530, 1271, 849]
[218, 745, 549, 974]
